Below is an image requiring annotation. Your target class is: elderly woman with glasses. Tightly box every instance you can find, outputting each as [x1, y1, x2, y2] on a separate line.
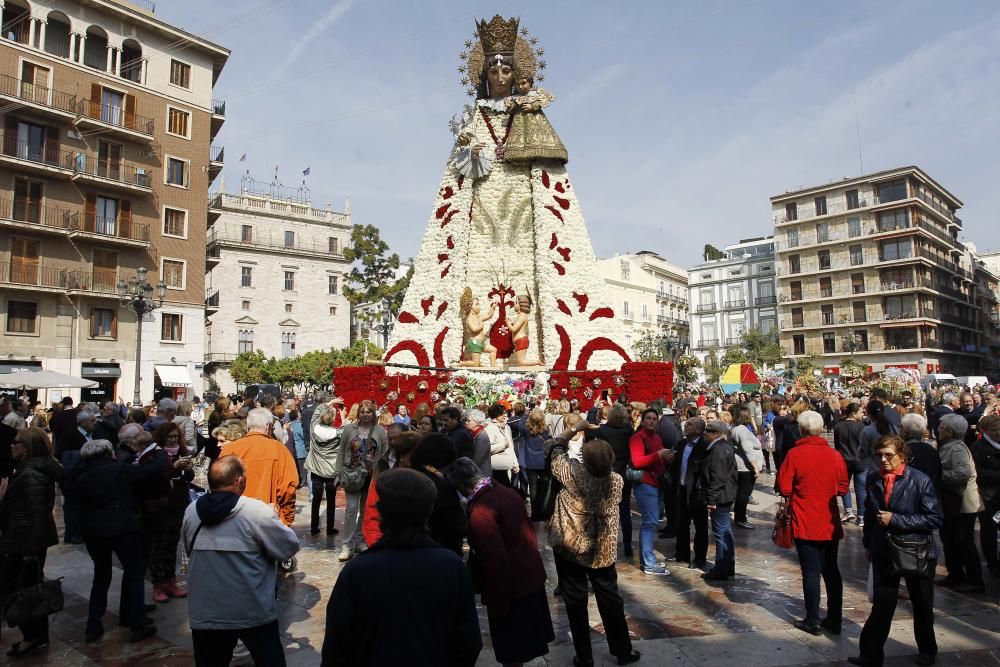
[71, 439, 165, 644]
[0, 427, 63, 657]
[145, 422, 194, 603]
[850, 435, 942, 667]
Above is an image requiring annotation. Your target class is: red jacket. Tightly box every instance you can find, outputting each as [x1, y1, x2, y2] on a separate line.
[777, 435, 849, 541]
[629, 429, 666, 488]
[467, 483, 546, 617]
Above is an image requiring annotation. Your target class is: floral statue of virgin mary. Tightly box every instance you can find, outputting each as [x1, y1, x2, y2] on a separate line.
[384, 15, 630, 372]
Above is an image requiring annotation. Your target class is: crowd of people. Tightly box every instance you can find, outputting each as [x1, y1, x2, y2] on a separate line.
[0, 379, 996, 665]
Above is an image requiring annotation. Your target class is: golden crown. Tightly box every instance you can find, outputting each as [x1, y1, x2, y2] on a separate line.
[476, 15, 519, 55]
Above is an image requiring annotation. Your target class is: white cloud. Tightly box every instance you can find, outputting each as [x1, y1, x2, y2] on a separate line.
[274, 0, 355, 78]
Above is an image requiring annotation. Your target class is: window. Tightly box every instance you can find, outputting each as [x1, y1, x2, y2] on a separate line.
[241, 225, 253, 243]
[284, 231, 295, 248]
[785, 203, 798, 221]
[815, 196, 828, 216]
[329, 237, 339, 254]
[161, 259, 185, 289]
[6, 300, 37, 333]
[815, 222, 829, 243]
[100, 87, 124, 124]
[877, 208, 909, 232]
[821, 304, 834, 325]
[849, 245, 864, 266]
[823, 332, 836, 353]
[625, 334, 632, 349]
[20, 62, 50, 105]
[885, 295, 916, 319]
[854, 330, 869, 351]
[760, 317, 776, 334]
[853, 301, 867, 323]
[641, 304, 648, 320]
[95, 195, 118, 235]
[166, 157, 188, 186]
[789, 281, 802, 300]
[241, 266, 252, 287]
[167, 107, 190, 137]
[820, 277, 832, 298]
[97, 140, 122, 180]
[847, 216, 861, 238]
[284, 271, 295, 291]
[787, 229, 799, 248]
[329, 306, 337, 316]
[163, 208, 186, 237]
[851, 273, 866, 294]
[620, 260, 630, 280]
[846, 189, 860, 210]
[169, 59, 191, 88]
[879, 239, 911, 261]
[281, 332, 296, 358]
[238, 330, 254, 354]
[818, 249, 831, 270]
[161, 313, 183, 341]
[788, 255, 800, 274]
[90, 307, 116, 338]
[792, 334, 805, 355]
[877, 180, 907, 204]
[13, 178, 43, 224]
[241, 300, 250, 311]
[10, 119, 48, 163]
[791, 307, 803, 327]
[328, 275, 338, 295]
[700, 322, 716, 345]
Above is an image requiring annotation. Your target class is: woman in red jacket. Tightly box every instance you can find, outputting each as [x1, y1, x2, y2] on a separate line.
[778, 410, 849, 637]
[629, 408, 674, 575]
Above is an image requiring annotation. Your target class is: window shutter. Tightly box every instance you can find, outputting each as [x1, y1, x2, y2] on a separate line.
[45, 125, 59, 164]
[124, 94, 136, 131]
[89, 308, 97, 337]
[112, 309, 118, 338]
[90, 83, 101, 119]
[84, 192, 96, 232]
[120, 199, 132, 239]
[3, 116, 17, 157]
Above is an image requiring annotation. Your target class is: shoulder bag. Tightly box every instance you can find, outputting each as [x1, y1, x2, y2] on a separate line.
[531, 443, 563, 521]
[772, 497, 794, 549]
[2, 557, 63, 627]
[887, 533, 935, 579]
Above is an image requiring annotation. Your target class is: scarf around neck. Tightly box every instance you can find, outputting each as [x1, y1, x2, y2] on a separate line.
[879, 463, 906, 507]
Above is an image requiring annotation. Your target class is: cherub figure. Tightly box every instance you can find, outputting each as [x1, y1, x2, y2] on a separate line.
[502, 73, 565, 164]
[457, 287, 498, 367]
[507, 291, 542, 367]
[507, 74, 554, 112]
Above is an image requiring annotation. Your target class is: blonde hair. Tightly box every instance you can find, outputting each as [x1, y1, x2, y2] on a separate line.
[378, 411, 395, 428]
[790, 400, 811, 420]
[558, 399, 571, 415]
[527, 409, 548, 435]
[176, 400, 193, 417]
[719, 411, 733, 425]
[346, 403, 360, 423]
[563, 412, 583, 431]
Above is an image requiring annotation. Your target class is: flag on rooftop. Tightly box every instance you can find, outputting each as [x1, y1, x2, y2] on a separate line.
[239, 153, 246, 161]
[303, 167, 311, 176]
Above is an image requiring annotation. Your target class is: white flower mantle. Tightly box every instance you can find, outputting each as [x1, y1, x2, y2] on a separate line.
[385, 105, 630, 372]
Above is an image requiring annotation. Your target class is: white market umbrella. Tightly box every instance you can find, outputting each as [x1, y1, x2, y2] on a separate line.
[0, 369, 97, 390]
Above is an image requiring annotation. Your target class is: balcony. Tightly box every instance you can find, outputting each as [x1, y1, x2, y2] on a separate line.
[0, 136, 74, 178]
[211, 99, 226, 137]
[696, 303, 717, 313]
[206, 246, 221, 267]
[773, 198, 868, 225]
[71, 154, 153, 194]
[208, 192, 349, 226]
[74, 99, 155, 142]
[206, 290, 220, 313]
[698, 338, 719, 349]
[74, 215, 150, 246]
[723, 299, 746, 310]
[755, 296, 777, 306]
[725, 337, 743, 347]
[205, 352, 238, 364]
[0, 74, 77, 119]
[0, 198, 77, 235]
[0, 261, 135, 297]
[209, 145, 224, 182]
[207, 226, 348, 259]
[656, 291, 689, 306]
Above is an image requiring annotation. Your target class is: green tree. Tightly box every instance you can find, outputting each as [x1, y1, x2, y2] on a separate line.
[741, 328, 782, 369]
[703, 346, 724, 385]
[674, 354, 702, 383]
[839, 358, 867, 380]
[228, 350, 269, 386]
[633, 329, 667, 362]
[333, 340, 383, 367]
[703, 244, 725, 261]
[721, 346, 749, 367]
[342, 224, 411, 315]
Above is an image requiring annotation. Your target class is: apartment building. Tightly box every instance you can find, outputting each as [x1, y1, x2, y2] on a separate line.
[597, 250, 689, 356]
[772, 166, 984, 375]
[0, 0, 228, 402]
[204, 176, 352, 394]
[687, 237, 777, 359]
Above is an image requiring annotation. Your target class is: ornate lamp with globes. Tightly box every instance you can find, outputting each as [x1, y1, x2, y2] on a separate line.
[117, 267, 166, 405]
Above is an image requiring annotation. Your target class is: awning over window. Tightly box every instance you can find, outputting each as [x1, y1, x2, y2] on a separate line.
[154, 365, 192, 387]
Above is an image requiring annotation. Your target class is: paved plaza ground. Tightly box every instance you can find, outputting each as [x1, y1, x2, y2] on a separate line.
[2, 474, 998, 666]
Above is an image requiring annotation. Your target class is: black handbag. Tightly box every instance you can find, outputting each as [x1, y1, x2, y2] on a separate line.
[530, 472, 560, 521]
[2, 557, 64, 627]
[887, 533, 936, 579]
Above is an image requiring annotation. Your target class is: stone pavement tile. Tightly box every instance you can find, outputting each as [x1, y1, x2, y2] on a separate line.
[474, 638, 695, 666]
[670, 628, 829, 667]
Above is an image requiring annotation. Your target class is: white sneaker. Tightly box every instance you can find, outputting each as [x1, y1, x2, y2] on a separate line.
[338, 545, 352, 562]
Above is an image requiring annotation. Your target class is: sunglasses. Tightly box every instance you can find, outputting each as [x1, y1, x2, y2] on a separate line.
[877, 452, 900, 459]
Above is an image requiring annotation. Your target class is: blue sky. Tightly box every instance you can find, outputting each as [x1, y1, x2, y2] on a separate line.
[168, 0, 1000, 267]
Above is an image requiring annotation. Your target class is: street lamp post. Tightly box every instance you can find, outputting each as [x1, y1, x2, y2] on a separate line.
[370, 298, 395, 351]
[117, 267, 166, 405]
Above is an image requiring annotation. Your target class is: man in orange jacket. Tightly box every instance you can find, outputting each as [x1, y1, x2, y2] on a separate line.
[222, 407, 299, 527]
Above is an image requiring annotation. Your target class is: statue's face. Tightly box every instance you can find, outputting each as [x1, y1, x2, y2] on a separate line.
[518, 296, 530, 313]
[472, 298, 481, 315]
[487, 63, 513, 97]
